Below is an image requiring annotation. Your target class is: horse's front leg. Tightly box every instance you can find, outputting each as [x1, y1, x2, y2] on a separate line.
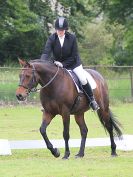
[62, 115, 70, 159]
[40, 111, 60, 158]
[74, 113, 88, 158]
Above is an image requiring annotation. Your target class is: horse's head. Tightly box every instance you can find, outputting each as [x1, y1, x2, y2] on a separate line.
[16, 59, 39, 101]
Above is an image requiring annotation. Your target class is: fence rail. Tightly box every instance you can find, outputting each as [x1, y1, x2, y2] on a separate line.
[0, 66, 133, 104]
[84, 66, 133, 98]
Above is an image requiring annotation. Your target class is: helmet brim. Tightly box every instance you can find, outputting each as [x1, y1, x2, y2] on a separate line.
[55, 27, 68, 30]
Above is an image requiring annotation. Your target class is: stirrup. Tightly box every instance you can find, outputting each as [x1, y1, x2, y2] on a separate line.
[90, 100, 100, 111]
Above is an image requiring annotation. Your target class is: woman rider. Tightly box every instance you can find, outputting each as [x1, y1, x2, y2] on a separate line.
[40, 17, 99, 111]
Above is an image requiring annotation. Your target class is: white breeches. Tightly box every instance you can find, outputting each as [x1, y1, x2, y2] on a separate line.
[73, 65, 88, 85]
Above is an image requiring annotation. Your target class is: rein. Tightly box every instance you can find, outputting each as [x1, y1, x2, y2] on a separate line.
[39, 65, 59, 90]
[19, 64, 60, 93]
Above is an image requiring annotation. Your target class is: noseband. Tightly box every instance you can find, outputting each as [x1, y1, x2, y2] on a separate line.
[19, 64, 60, 93]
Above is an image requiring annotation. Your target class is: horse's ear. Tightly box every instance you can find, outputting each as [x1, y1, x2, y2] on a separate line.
[18, 58, 26, 66]
[18, 58, 30, 67]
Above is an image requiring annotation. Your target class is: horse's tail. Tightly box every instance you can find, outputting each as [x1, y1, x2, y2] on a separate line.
[97, 109, 123, 139]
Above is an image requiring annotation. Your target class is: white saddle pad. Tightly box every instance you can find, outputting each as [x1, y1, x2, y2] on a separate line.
[67, 70, 96, 92]
[84, 70, 97, 90]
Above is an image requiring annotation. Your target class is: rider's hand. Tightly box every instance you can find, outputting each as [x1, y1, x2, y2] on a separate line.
[54, 61, 63, 68]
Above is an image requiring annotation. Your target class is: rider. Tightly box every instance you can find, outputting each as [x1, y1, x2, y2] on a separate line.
[40, 17, 99, 111]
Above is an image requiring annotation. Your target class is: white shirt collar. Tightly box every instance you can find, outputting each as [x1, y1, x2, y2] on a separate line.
[58, 35, 65, 47]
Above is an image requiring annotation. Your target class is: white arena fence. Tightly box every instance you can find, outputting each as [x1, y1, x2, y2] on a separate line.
[0, 135, 133, 155]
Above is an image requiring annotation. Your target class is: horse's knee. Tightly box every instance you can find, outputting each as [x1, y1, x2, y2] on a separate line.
[40, 126, 46, 135]
[40, 126, 53, 150]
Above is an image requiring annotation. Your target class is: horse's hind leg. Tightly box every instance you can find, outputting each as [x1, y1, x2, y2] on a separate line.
[40, 111, 60, 158]
[97, 109, 122, 157]
[74, 113, 88, 158]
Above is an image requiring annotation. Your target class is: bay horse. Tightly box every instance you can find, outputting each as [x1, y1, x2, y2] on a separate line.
[16, 59, 122, 159]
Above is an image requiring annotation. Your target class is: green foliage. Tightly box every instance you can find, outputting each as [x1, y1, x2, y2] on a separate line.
[1, 0, 133, 65]
[94, 0, 133, 24]
[57, 0, 93, 37]
[0, 0, 54, 64]
[92, 0, 133, 65]
[79, 22, 114, 65]
[109, 23, 133, 66]
[0, 0, 39, 37]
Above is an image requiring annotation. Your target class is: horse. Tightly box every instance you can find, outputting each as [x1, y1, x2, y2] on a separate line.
[16, 59, 122, 159]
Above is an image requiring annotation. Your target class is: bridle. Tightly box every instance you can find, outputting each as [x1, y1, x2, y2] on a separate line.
[19, 64, 60, 93]
[19, 64, 37, 92]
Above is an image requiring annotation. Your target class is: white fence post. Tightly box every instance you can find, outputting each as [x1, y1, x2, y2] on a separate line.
[0, 139, 12, 155]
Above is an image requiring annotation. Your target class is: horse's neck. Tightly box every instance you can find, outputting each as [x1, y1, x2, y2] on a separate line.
[35, 63, 61, 87]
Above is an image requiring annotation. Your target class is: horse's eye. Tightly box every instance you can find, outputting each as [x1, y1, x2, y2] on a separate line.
[25, 75, 30, 78]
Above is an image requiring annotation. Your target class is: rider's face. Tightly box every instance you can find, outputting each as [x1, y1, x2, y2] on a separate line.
[56, 30, 65, 37]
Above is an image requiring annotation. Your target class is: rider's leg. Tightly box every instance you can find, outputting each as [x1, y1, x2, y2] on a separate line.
[82, 82, 99, 110]
[73, 65, 99, 111]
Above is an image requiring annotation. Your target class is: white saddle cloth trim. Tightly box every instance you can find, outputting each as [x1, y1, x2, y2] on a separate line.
[84, 70, 97, 90]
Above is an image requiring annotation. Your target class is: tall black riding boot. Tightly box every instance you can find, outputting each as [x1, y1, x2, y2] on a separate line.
[82, 83, 99, 111]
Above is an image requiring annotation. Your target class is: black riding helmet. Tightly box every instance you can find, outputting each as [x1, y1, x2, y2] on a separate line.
[55, 17, 68, 30]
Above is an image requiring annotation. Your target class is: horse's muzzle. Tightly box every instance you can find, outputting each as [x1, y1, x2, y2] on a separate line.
[16, 93, 27, 101]
[16, 87, 28, 101]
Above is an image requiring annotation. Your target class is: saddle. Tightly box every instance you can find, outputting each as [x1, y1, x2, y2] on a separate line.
[67, 70, 83, 93]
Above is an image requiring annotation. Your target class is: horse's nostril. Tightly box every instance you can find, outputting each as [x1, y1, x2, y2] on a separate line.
[16, 94, 23, 100]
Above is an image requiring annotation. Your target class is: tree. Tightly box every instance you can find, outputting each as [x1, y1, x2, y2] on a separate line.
[79, 22, 114, 65]
[57, 0, 94, 37]
[0, 0, 54, 64]
[93, 0, 133, 65]
[93, 0, 133, 24]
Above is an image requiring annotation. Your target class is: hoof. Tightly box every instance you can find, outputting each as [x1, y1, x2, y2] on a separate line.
[62, 152, 70, 160]
[111, 153, 118, 157]
[52, 148, 60, 158]
[62, 156, 69, 160]
[75, 153, 84, 159]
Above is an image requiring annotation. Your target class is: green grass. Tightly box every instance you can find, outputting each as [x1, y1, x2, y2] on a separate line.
[0, 104, 133, 140]
[0, 68, 40, 103]
[0, 104, 133, 177]
[96, 68, 132, 101]
[0, 68, 19, 102]
[0, 148, 133, 177]
[107, 78, 131, 101]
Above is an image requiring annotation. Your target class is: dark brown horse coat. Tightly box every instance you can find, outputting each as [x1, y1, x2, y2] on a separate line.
[16, 59, 122, 159]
